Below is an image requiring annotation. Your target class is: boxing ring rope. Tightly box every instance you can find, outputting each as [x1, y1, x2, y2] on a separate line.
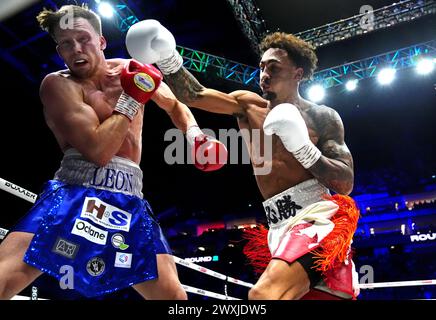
[1, 177, 436, 300]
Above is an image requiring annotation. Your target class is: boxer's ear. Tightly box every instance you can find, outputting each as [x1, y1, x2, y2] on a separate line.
[294, 67, 304, 81]
[100, 36, 107, 50]
[55, 44, 65, 61]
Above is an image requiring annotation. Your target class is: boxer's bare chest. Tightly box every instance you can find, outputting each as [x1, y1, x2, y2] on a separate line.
[82, 77, 123, 122]
[238, 103, 321, 199]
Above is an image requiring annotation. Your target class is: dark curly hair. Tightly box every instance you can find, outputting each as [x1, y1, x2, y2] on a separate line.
[36, 4, 102, 41]
[260, 32, 318, 80]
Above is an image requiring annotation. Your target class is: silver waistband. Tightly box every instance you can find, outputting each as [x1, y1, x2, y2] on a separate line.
[54, 149, 143, 198]
[263, 179, 330, 228]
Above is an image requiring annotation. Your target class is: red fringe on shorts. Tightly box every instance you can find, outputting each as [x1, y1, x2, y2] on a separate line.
[312, 194, 360, 272]
[242, 224, 271, 275]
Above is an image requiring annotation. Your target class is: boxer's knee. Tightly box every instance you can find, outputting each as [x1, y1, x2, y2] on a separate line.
[248, 282, 308, 300]
[0, 266, 27, 300]
[169, 284, 188, 300]
[156, 279, 187, 300]
[279, 284, 310, 300]
[248, 286, 265, 300]
[248, 285, 277, 300]
[0, 233, 41, 299]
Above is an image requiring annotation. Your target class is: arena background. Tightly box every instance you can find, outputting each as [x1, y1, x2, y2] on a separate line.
[0, 0, 435, 301]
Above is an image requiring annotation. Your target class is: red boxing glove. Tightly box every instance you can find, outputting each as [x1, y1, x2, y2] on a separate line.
[115, 59, 163, 120]
[194, 134, 228, 171]
[187, 126, 227, 172]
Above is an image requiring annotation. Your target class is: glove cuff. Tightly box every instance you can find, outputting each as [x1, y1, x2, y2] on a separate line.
[114, 92, 142, 121]
[156, 49, 183, 75]
[186, 125, 203, 146]
[293, 142, 322, 169]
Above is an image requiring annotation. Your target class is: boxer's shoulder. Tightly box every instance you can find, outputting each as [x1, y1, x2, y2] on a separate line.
[40, 71, 80, 94]
[106, 58, 128, 67]
[230, 90, 267, 108]
[302, 102, 344, 142]
[304, 101, 341, 124]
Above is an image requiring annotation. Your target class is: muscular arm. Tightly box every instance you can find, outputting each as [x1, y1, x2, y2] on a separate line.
[163, 67, 250, 118]
[151, 82, 197, 132]
[309, 109, 354, 195]
[40, 73, 130, 166]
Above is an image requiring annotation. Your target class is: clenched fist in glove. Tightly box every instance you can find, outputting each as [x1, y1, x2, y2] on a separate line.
[115, 59, 162, 120]
[125, 20, 183, 75]
[186, 125, 228, 172]
[263, 103, 321, 169]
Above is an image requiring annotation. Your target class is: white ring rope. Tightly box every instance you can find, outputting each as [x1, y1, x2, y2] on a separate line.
[173, 256, 253, 288]
[359, 279, 436, 289]
[0, 177, 37, 203]
[1, 177, 436, 300]
[182, 284, 240, 300]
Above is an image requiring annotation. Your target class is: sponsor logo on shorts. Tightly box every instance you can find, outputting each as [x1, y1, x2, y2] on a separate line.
[81, 197, 132, 232]
[111, 233, 129, 250]
[71, 219, 108, 245]
[86, 257, 105, 276]
[52, 237, 79, 259]
[114, 252, 132, 268]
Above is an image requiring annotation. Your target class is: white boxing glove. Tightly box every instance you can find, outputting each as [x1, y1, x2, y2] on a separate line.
[125, 20, 183, 75]
[263, 103, 321, 169]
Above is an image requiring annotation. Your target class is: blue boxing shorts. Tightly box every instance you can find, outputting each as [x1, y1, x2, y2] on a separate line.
[12, 149, 171, 297]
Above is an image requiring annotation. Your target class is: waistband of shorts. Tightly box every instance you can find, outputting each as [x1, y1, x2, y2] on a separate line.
[54, 148, 143, 198]
[63, 148, 141, 169]
[262, 179, 330, 227]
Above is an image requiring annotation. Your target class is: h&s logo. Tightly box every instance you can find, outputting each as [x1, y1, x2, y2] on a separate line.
[81, 197, 132, 232]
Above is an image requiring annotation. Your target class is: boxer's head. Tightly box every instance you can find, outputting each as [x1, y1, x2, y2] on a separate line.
[36, 4, 106, 78]
[259, 32, 317, 101]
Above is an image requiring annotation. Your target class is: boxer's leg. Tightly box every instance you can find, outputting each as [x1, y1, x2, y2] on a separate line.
[0, 232, 43, 299]
[248, 257, 312, 300]
[132, 253, 187, 300]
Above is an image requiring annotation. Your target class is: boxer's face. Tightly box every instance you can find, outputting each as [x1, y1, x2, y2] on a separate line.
[259, 48, 304, 101]
[55, 18, 106, 78]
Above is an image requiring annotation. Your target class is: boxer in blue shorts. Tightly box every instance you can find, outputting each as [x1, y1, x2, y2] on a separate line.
[0, 4, 227, 299]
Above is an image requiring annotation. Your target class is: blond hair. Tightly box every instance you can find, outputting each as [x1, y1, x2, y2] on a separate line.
[36, 4, 102, 41]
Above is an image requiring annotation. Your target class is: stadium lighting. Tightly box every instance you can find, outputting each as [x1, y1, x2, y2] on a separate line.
[307, 84, 325, 102]
[377, 68, 396, 85]
[416, 58, 435, 75]
[98, 2, 114, 19]
[345, 79, 358, 91]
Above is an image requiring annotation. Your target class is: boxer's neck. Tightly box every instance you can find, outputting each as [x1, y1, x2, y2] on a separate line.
[268, 89, 304, 110]
[81, 57, 112, 89]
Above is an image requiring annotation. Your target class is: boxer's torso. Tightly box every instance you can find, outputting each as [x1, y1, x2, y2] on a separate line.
[235, 91, 323, 200]
[48, 59, 143, 164]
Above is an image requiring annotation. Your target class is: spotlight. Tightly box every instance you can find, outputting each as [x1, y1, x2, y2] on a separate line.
[345, 79, 358, 91]
[98, 2, 114, 18]
[307, 84, 325, 102]
[377, 68, 396, 85]
[416, 58, 434, 75]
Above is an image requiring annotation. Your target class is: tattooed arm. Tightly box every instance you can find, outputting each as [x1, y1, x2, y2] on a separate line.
[309, 108, 354, 195]
[164, 67, 262, 118]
